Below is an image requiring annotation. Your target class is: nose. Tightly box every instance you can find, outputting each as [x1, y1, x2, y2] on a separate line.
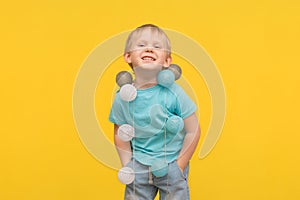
[145, 47, 153, 52]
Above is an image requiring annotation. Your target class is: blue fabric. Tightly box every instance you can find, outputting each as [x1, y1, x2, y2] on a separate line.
[124, 159, 190, 200]
[109, 83, 196, 166]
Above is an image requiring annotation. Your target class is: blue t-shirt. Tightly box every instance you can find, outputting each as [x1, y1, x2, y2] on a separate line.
[109, 83, 196, 166]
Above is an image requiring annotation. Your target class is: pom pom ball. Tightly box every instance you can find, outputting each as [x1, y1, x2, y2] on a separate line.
[151, 160, 168, 177]
[118, 167, 135, 184]
[116, 71, 133, 87]
[169, 64, 182, 80]
[157, 69, 175, 88]
[119, 84, 137, 102]
[117, 124, 135, 142]
[166, 115, 184, 133]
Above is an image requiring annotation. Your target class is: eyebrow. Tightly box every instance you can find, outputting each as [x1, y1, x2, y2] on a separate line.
[136, 40, 163, 44]
[136, 40, 147, 44]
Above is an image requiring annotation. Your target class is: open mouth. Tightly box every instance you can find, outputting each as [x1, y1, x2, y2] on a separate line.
[141, 56, 156, 61]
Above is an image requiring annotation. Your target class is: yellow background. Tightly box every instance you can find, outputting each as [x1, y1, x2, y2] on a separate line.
[1, 0, 300, 199]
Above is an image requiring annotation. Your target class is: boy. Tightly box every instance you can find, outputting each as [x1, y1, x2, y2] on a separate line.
[109, 24, 200, 200]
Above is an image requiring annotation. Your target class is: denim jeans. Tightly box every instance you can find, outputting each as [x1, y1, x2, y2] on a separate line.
[124, 159, 190, 200]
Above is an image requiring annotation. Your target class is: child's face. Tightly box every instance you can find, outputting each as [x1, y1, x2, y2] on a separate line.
[124, 28, 172, 70]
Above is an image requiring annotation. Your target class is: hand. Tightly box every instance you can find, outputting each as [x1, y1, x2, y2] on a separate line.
[176, 160, 185, 173]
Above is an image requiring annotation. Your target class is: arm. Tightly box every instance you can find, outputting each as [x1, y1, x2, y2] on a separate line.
[114, 124, 133, 167]
[176, 113, 201, 171]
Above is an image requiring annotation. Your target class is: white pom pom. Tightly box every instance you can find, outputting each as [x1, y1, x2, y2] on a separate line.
[118, 124, 135, 141]
[118, 167, 135, 184]
[119, 84, 137, 102]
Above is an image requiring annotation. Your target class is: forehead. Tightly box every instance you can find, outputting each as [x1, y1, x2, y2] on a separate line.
[132, 28, 166, 43]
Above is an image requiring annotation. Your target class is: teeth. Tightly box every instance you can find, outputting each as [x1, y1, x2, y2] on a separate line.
[142, 57, 154, 61]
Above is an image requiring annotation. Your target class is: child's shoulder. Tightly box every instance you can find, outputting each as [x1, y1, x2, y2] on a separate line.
[167, 83, 186, 95]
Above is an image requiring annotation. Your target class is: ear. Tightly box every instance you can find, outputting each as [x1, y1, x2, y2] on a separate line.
[163, 56, 172, 68]
[124, 52, 132, 64]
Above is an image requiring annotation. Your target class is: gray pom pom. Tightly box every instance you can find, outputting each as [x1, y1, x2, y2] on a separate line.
[168, 64, 182, 80]
[116, 71, 133, 87]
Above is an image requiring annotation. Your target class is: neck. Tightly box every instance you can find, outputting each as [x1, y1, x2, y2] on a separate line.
[133, 67, 160, 89]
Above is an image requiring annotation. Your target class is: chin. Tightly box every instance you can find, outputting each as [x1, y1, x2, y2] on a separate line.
[138, 63, 163, 69]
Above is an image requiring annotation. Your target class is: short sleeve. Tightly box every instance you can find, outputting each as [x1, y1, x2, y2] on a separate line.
[170, 84, 197, 119]
[109, 93, 127, 125]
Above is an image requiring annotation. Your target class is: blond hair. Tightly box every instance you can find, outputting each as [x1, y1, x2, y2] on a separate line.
[124, 24, 171, 55]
